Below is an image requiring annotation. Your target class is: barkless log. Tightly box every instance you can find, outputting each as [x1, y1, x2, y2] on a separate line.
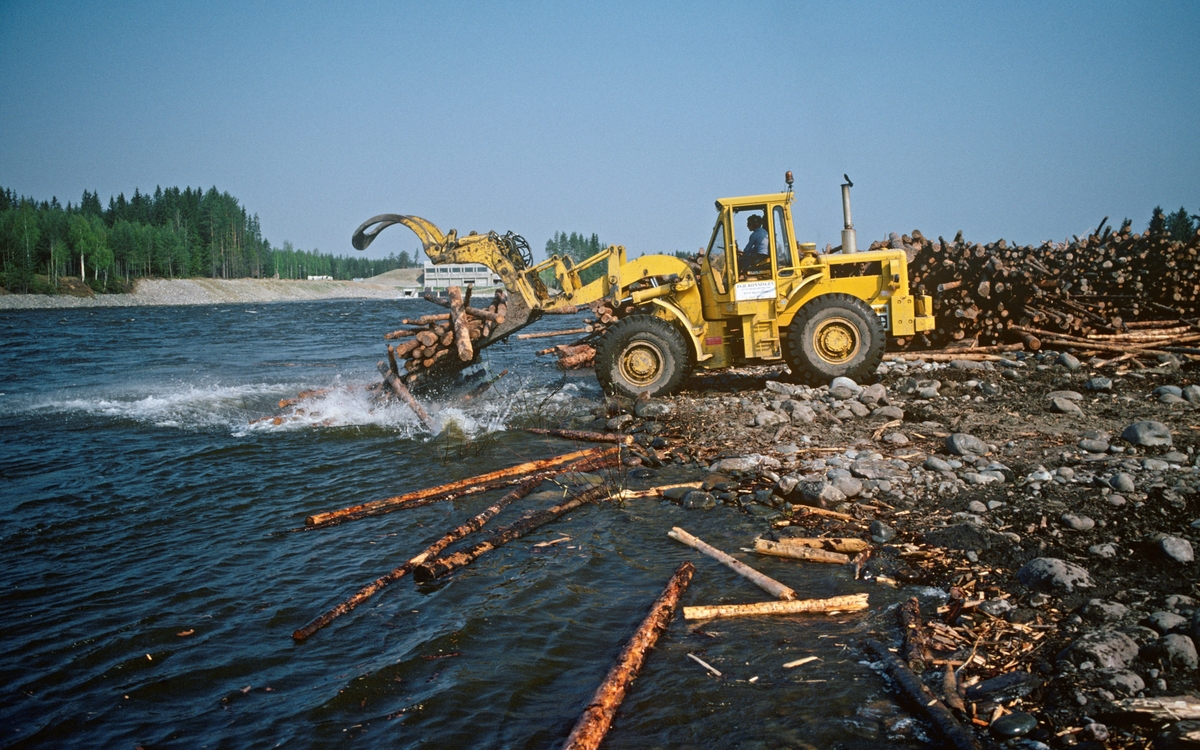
[667, 527, 796, 600]
[683, 593, 869, 620]
[767, 537, 869, 554]
[752, 539, 851, 564]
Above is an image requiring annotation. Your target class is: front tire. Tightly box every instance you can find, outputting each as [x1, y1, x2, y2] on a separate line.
[784, 294, 885, 385]
[594, 316, 692, 398]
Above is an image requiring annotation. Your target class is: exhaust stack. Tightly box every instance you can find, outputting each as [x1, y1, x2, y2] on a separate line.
[840, 175, 857, 254]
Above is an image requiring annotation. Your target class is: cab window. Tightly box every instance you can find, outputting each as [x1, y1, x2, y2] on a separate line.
[707, 221, 728, 294]
[773, 205, 795, 276]
[732, 205, 770, 279]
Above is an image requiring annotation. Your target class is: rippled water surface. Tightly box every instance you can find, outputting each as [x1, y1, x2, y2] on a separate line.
[0, 300, 919, 749]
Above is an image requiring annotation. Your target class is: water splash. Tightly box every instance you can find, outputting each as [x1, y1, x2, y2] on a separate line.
[2, 367, 593, 441]
[13, 382, 296, 431]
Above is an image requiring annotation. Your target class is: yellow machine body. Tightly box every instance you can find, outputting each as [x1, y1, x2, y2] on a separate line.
[352, 184, 934, 389]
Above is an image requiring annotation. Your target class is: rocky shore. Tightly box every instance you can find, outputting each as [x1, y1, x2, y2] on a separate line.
[553, 353, 1200, 748]
[0, 278, 414, 310]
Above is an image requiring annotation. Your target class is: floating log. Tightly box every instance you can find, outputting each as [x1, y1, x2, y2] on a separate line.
[899, 596, 933, 674]
[526, 428, 633, 445]
[863, 639, 982, 750]
[447, 286, 474, 362]
[667, 527, 796, 601]
[413, 484, 610, 583]
[753, 539, 851, 564]
[561, 561, 695, 750]
[304, 446, 619, 526]
[768, 537, 869, 554]
[515, 327, 590, 340]
[292, 476, 542, 641]
[683, 593, 869, 620]
[378, 362, 436, 431]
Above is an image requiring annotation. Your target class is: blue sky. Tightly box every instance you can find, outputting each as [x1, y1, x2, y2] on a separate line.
[1, 1, 1197, 260]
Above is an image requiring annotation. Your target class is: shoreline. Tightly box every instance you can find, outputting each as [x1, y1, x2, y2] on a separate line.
[552, 358, 1200, 746]
[0, 278, 421, 310]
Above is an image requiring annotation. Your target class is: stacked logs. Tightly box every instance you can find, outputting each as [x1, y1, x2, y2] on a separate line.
[383, 286, 508, 385]
[871, 223, 1200, 351]
[534, 300, 631, 370]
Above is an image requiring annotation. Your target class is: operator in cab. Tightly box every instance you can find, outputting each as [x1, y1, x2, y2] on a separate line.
[739, 214, 770, 276]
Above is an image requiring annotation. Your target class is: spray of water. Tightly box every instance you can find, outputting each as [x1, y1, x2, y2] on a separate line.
[5, 372, 592, 440]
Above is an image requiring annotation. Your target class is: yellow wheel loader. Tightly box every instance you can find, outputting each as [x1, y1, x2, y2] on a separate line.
[353, 173, 934, 398]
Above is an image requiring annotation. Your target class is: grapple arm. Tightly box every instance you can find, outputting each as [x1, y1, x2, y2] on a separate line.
[352, 214, 549, 310]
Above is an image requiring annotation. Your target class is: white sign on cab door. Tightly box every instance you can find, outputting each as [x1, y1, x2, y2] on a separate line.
[734, 280, 775, 301]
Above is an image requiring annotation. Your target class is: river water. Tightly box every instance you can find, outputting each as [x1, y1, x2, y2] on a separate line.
[0, 300, 923, 749]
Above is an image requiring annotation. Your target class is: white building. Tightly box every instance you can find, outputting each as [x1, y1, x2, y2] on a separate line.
[422, 261, 502, 291]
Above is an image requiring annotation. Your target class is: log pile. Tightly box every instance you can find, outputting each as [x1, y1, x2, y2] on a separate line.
[382, 286, 509, 385]
[872, 224, 1200, 354]
[534, 300, 632, 370]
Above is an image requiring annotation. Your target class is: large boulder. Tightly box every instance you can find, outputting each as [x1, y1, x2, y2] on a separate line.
[1142, 634, 1199, 671]
[797, 481, 846, 508]
[946, 433, 989, 456]
[857, 383, 888, 406]
[1158, 535, 1195, 564]
[1060, 630, 1140, 669]
[1017, 557, 1093, 593]
[634, 400, 673, 418]
[754, 410, 788, 428]
[1121, 420, 1173, 447]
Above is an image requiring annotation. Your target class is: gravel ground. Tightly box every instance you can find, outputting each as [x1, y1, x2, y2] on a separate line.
[529, 353, 1200, 748]
[0, 278, 416, 309]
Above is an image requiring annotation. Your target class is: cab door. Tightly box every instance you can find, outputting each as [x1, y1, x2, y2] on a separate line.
[769, 203, 800, 297]
[721, 205, 778, 360]
[699, 212, 735, 319]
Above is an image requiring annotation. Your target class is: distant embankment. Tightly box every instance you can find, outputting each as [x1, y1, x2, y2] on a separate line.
[0, 278, 417, 310]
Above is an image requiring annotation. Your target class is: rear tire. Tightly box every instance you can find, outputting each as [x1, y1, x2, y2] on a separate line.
[595, 316, 692, 398]
[783, 294, 885, 386]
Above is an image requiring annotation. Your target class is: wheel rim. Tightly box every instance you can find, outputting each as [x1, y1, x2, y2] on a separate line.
[812, 317, 861, 365]
[619, 341, 665, 386]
